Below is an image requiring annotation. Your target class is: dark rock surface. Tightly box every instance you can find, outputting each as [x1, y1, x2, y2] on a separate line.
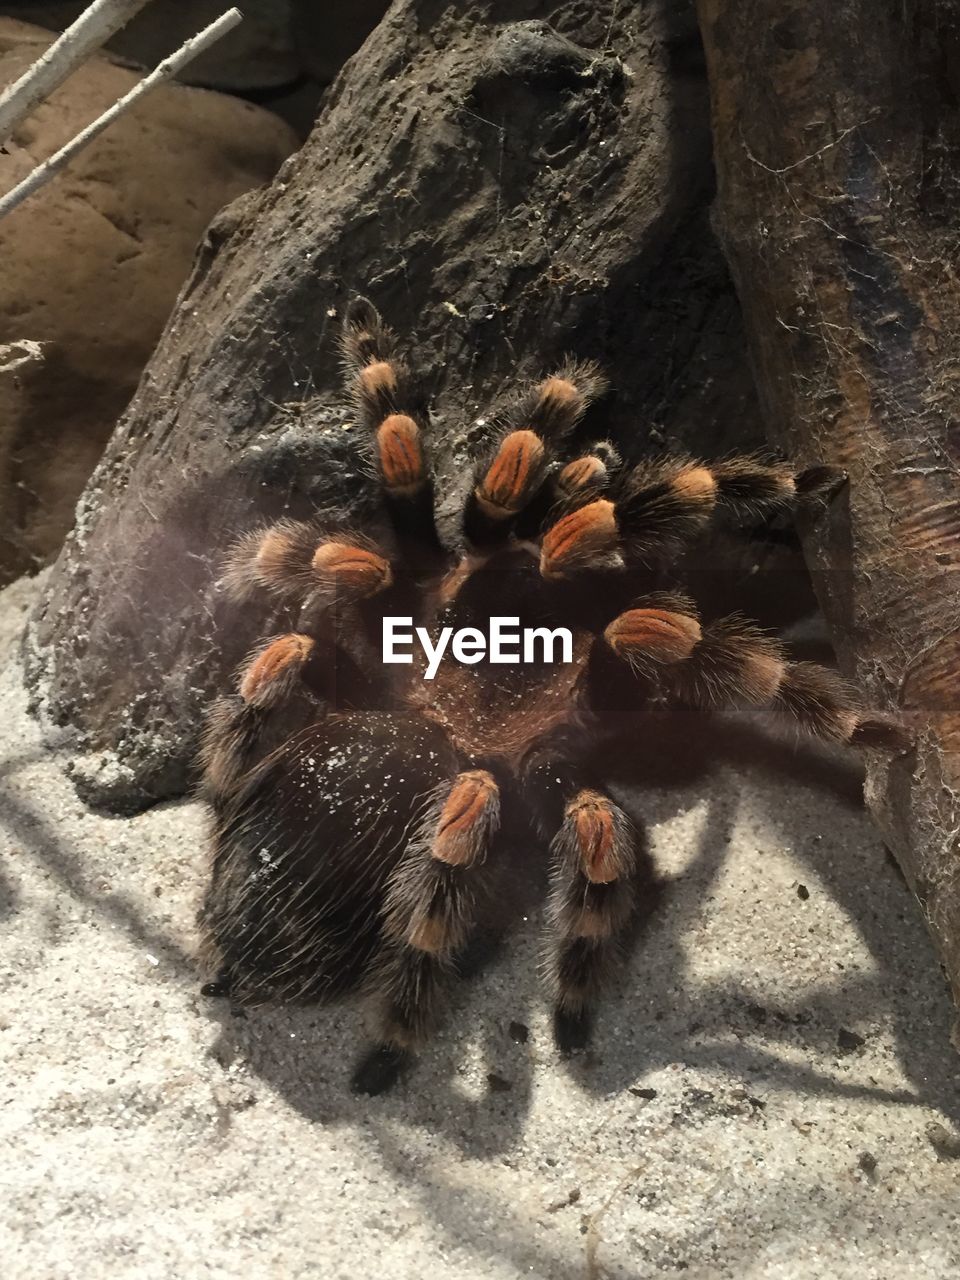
[26, 0, 767, 809]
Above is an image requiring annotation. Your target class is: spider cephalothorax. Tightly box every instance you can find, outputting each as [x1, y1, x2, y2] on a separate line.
[198, 299, 907, 1093]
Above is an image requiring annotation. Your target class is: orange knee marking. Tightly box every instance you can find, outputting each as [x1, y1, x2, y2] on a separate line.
[571, 906, 615, 938]
[536, 376, 582, 419]
[376, 414, 424, 493]
[240, 634, 314, 704]
[477, 430, 545, 516]
[407, 914, 453, 954]
[835, 707, 861, 741]
[433, 770, 498, 867]
[558, 455, 607, 493]
[671, 464, 718, 503]
[358, 360, 397, 400]
[568, 790, 619, 884]
[254, 527, 297, 580]
[740, 650, 787, 702]
[540, 499, 618, 579]
[311, 541, 392, 597]
[605, 608, 702, 665]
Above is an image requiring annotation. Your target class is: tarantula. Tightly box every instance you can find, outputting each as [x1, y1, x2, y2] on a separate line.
[198, 299, 906, 1094]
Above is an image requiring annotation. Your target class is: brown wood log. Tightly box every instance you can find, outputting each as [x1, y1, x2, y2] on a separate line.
[697, 1, 960, 1013]
[25, 0, 770, 810]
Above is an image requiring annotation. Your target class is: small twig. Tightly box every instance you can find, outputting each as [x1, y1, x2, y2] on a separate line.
[0, 0, 157, 147]
[0, 8, 243, 221]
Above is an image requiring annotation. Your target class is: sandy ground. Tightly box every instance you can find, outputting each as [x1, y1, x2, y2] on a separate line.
[2, 572, 959, 1280]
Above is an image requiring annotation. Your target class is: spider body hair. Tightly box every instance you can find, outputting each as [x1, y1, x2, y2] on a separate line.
[199, 298, 911, 1092]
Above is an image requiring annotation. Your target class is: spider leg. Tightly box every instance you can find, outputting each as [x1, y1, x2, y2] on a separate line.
[580, 598, 908, 749]
[200, 685, 463, 1016]
[219, 518, 417, 687]
[221, 519, 393, 608]
[573, 591, 703, 715]
[461, 362, 608, 552]
[524, 757, 641, 1052]
[352, 767, 502, 1094]
[512, 440, 624, 545]
[553, 441, 622, 502]
[536, 455, 845, 579]
[659, 615, 911, 750]
[200, 632, 325, 812]
[612, 454, 844, 559]
[341, 297, 442, 558]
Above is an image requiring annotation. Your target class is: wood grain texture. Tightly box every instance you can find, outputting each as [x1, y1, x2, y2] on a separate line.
[698, 0, 960, 1012]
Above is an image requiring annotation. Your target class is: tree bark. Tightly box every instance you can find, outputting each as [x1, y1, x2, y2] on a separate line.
[25, 0, 768, 809]
[698, 1, 960, 1012]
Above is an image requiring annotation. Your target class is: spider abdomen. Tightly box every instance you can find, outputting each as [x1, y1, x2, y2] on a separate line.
[199, 712, 459, 1006]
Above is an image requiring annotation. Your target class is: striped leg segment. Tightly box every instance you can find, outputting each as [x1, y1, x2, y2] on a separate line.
[341, 297, 440, 548]
[539, 499, 623, 579]
[554, 442, 621, 502]
[576, 593, 703, 713]
[352, 769, 501, 1094]
[523, 756, 640, 1051]
[536, 454, 846, 580]
[603, 594, 702, 675]
[662, 616, 910, 750]
[547, 786, 639, 1050]
[200, 633, 320, 810]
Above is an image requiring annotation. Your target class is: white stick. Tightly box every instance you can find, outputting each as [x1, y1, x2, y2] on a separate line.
[0, 8, 244, 222]
[0, 0, 157, 146]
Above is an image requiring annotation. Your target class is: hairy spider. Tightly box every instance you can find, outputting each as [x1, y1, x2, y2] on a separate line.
[198, 299, 907, 1094]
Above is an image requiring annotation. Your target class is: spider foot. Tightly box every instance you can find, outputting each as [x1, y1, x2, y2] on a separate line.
[554, 1005, 593, 1055]
[200, 975, 231, 999]
[662, 618, 912, 752]
[351, 1043, 413, 1096]
[795, 463, 848, 502]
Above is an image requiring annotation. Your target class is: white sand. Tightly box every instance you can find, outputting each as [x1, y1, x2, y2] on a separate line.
[2, 572, 959, 1279]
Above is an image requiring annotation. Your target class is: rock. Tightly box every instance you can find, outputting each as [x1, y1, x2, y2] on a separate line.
[27, 0, 770, 811]
[0, 17, 299, 584]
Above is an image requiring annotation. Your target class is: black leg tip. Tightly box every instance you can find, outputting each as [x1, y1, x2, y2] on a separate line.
[344, 295, 380, 331]
[351, 1044, 412, 1096]
[850, 716, 915, 754]
[554, 1007, 593, 1055]
[796, 464, 848, 502]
